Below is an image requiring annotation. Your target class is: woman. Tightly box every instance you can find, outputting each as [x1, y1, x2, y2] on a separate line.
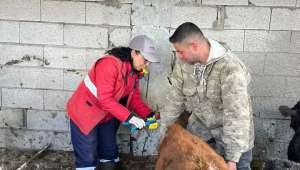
[67, 35, 160, 170]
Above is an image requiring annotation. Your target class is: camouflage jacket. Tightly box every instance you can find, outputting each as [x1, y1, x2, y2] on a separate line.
[162, 39, 254, 162]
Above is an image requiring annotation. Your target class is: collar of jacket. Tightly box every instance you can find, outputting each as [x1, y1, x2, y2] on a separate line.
[206, 38, 227, 65]
[192, 39, 229, 83]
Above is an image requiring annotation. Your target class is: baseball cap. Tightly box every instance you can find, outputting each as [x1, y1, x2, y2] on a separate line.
[129, 35, 160, 63]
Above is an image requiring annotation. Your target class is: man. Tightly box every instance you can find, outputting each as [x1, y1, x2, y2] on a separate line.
[162, 22, 254, 170]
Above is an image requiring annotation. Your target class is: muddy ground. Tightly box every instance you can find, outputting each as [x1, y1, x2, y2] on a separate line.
[2, 148, 300, 170]
[0, 148, 157, 170]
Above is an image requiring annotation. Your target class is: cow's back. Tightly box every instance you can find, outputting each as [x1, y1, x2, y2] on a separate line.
[156, 124, 228, 170]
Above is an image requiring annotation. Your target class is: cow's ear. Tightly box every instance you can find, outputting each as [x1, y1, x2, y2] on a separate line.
[292, 101, 300, 110]
[279, 105, 297, 117]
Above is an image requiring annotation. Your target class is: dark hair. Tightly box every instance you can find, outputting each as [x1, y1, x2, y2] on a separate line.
[105, 47, 133, 62]
[169, 22, 204, 43]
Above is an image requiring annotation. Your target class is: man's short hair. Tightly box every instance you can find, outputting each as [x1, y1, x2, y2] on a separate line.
[169, 22, 204, 43]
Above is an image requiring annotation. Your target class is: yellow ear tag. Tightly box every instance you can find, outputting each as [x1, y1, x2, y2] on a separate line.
[147, 117, 158, 129]
[142, 67, 148, 75]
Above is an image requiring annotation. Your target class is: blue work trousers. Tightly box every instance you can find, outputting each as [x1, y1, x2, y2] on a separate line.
[70, 118, 120, 168]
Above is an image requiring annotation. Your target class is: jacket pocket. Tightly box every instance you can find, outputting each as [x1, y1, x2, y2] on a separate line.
[68, 83, 107, 123]
[195, 101, 222, 129]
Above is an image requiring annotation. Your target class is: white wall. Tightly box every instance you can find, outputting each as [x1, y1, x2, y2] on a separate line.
[0, 0, 299, 160]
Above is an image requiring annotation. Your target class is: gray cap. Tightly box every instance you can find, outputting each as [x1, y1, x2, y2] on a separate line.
[129, 35, 160, 63]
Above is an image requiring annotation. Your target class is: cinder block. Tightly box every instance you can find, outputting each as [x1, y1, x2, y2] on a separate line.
[251, 137, 269, 159]
[249, 75, 286, 97]
[86, 3, 131, 26]
[0, 108, 24, 128]
[117, 134, 130, 153]
[143, 0, 181, 6]
[0, 129, 5, 148]
[264, 53, 300, 76]
[0, 21, 19, 43]
[235, 52, 265, 75]
[51, 132, 72, 151]
[86, 49, 105, 68]
[202, 29, 244, 51]
[266, 141, 289, 159]
[132, 26, 180, 59]
[0, 67, 63, 90]
[270, 8, 300, 30]
[44, 90, 72, 110]
[44, 47, 86, 69]
[4, 129, 72, 150]
[110, 28, 131, 47]
[254, 126, 290, 160]
[256, 118, 293, 143]
[20, 22, 63, 45]
[225, 7, 270, 30]
[251, 96, 298, 118]
[202, 0, 248, 5]
[244, 30, 291, 52]
[119, 0, 133, 3]
[0, 44, 43, 66]
[291, 31, 300, 53]
[2, 88, 43, 109]
[286, 77, 300, 98]
[132, 5, 172, 27]
[0, 89, 2, 107]
[63, 69, 85, 91]
[182, 0, 196, 2]
[0, 0, 40, 21]
[80, 0, 104, 1]
[171, 6, 217, 29]
[41, 0, 85, 24]
[255, 118, 277, 140]
[27, 110, 69, 131]
[249, 0, 296, 7]
[4, 128, 48, 149]
[64, 25, 108, 48]
[132, 130, 160, 155]
[0, 67, 29, 88]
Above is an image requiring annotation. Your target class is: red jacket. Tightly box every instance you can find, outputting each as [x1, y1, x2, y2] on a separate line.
[67, 55, 152, 135]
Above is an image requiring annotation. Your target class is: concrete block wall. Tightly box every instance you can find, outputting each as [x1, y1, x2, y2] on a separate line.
[0, 0, 299, 161]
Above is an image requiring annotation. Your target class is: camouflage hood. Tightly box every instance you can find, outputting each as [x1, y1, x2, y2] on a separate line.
[193, 39, 228, 83]
[206, 38, 227, 64]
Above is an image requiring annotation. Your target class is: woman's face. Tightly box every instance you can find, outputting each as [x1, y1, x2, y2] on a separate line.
[131, 50, 150, 71]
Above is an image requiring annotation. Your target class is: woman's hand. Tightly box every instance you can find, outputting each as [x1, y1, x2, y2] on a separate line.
[128, 116, 145, 129]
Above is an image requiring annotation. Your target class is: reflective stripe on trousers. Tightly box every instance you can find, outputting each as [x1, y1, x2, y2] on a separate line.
[99, 157, 120, 163]
[76, 167, 95, 170]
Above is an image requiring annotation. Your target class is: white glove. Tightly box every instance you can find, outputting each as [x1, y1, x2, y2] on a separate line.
[128, 116, 146, 129]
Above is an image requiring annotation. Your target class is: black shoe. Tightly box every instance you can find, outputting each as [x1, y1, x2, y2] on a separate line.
[99, 162, 116, 170]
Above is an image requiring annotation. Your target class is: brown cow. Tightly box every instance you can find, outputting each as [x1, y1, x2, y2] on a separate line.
[155, 112, 228, 170]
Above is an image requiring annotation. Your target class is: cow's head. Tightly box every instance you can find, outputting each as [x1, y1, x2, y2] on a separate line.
[279, 101, 300, 131]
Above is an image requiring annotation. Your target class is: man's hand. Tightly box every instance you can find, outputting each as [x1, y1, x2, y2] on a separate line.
[227, 161, 237, 170]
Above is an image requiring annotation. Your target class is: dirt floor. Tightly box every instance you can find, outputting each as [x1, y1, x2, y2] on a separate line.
[2, 147, 300, 170]
[0, 148, 157, 170]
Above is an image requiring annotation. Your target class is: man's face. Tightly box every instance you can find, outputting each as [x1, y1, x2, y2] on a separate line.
[173, 42, 199, 65]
